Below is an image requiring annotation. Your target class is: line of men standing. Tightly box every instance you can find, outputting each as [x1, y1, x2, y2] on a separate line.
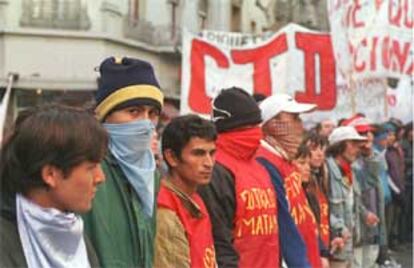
[0, 56, 411, 268]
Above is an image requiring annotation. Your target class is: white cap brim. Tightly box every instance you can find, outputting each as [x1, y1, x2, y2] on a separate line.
[328, 126, 368, 144]
[283, 102, 317, 114]
[260, 94, 317, 124]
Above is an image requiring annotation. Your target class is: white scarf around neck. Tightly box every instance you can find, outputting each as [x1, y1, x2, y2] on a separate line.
[16, 194, 90, 268]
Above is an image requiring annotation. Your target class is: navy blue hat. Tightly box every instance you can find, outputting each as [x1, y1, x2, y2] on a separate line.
[212, 87, 262, 133]
[95, 57, 164, 121]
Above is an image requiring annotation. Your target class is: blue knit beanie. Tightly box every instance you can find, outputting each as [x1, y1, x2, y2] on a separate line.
[95, 57, 164, 121]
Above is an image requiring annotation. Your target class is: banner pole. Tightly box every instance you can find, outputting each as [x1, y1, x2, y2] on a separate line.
[351, 79, 356, 115]
[348, 71, 356, 115]
[383, 79, 388, 120]
[0, 73, 19, 145]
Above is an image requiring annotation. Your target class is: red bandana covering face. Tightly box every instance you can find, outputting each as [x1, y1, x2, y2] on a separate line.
[263, 118, 304, 160]
[216, 127, 262, 160]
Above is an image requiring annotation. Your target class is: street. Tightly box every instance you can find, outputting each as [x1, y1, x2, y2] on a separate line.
[392, 243, 413, 268]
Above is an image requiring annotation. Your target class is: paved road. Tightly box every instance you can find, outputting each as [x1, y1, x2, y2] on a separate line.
[391, 243, 412, 268]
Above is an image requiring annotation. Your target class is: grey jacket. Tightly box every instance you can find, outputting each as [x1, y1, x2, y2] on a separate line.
[352, 153, 382, 245]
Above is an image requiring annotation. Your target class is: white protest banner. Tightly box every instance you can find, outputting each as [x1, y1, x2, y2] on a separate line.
[181, 24, 337, 116]
[327, 0, 414, 80]
[181, 24, 412, 125]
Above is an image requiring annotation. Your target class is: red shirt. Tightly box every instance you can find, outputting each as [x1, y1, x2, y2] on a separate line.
[216, 149, 280, 268]
[317, 188, 330, 247]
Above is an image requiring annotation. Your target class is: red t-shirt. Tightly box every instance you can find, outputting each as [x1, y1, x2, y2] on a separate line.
[216, 149, 280, 268]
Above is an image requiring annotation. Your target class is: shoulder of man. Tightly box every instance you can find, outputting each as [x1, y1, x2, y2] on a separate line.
[0, 216, 27, 267]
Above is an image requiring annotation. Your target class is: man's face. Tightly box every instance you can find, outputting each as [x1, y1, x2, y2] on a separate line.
[387, 131, 396, 145]
[105, 105, 160, 125]
[264, 111, 303, 134]
[359, 131, 374, 157]
[342, 140, 362, 162]
[276, 111, 301, 123]
[320, 120, 335, 137]
[309, 144, 326, 168]
[47, 161, 105, 213]
[376, 136, 389, 149]
[168, 137, 216, 189]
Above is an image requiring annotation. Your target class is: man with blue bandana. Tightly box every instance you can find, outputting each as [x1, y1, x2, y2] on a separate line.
[82, 57, 164, 268]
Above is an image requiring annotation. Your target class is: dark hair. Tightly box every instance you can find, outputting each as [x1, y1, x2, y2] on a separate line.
[253, 93, 267, 103]
[337, 118, 346, 127]
[326, 140, 347, 157]
[303, 131, 328, 150]
[0, 104, 108, 194]
[301, 132, 329, 195]
[295, 143, 311, 160]
[162, 114, 217, 168]
[388, 118, 403, 133]
[403, 122, 413, 140]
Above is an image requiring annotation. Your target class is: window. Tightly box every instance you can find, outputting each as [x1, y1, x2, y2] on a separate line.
[128, 0, 143, 26]
[250, 21, 256, 33]
[169, 0, 180, 40]
[231, 3, 241, 32]
[15, 89, 95, 115]
[20, 0, 90, 30]
[198, 0, 208, 30]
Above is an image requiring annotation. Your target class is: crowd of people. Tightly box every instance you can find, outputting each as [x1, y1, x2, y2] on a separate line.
[0, 56, 412, 268]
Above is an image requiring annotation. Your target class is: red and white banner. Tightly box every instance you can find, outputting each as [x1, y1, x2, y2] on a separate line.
[181, 24, 337, 115]
[180, 24, 413, 124]
[328, 0, 414, 80]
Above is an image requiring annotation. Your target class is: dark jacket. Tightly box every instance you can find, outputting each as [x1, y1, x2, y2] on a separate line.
[401, 139, 412, 188]
[0, 191, 99, 268]
[198, 163, 238, 267]
[302, 178, 331, 258]
[386, 145, 405, 196]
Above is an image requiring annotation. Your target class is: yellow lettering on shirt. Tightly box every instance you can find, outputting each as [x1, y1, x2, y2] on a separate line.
[203, 246, 217, 268]
[235, 214, 278, 238]
[239, 188, 276, 211]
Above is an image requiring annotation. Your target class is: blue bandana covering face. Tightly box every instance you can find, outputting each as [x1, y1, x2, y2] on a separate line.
[104, 119, 156, 217]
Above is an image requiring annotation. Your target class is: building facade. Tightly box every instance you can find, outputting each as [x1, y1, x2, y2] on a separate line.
[0, 0, 229, 122]
[0, 0, 328, 128]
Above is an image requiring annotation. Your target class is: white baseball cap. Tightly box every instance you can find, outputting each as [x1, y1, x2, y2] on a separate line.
[259, 93, 316, 124]
[328, 126, 367, 145]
